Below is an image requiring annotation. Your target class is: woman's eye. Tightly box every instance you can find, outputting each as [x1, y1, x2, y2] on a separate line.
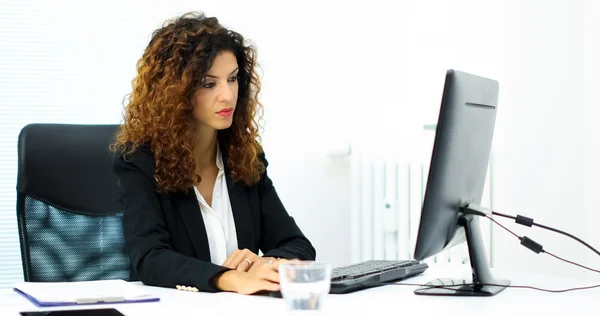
[228, 76, 238, 82]
[203, 82, 215, 88]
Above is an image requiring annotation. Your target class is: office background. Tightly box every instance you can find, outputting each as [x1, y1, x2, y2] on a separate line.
[0, 0, 598, 289]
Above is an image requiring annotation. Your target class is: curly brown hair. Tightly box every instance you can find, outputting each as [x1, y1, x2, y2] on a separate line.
[111, 12, 265, 193]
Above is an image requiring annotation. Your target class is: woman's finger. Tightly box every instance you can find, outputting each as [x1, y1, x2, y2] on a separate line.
[222, 249, 241, 268]
[236, 258, 252, 272]
[225, 249, 249, 269]
[259, 266, 281, 283]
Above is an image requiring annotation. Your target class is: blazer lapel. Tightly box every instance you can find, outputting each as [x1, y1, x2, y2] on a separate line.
[226, 173, 256, 251]
[176, 189, 212, 263]
[218, 135, 256, 251]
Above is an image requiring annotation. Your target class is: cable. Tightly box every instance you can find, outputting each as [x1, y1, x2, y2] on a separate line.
[384, 212, 600, 295]
[484, 214, 600, 274]
[487, 216, 520, 240]
[491, 211, 600, 257]
[545, 251, 600, 274]
[385, 281, 600, 293]
[487, 216, 544, 253]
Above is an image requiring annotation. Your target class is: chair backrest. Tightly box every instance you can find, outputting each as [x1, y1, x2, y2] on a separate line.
[16, 123, 130, 282]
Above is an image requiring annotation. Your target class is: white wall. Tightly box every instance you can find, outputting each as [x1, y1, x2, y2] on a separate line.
[257, 0, 504, 267]
[493, 0, 600, 280]
[73, 0, 600, 281]
[1, 0, 597, 282]
[91, 0, 505, 269]
[583, 0, 600, 280]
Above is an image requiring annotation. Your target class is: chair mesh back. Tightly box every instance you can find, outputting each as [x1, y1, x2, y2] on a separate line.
[21, 195, 129, 282]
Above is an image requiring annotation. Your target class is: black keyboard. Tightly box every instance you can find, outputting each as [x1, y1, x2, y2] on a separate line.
[330, 260, 428, 294]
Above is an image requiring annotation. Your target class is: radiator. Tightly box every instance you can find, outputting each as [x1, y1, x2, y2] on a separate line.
[349, 151, 493, 266]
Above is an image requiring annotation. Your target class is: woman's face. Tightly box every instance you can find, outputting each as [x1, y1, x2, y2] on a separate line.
[192, 50, 239, 131]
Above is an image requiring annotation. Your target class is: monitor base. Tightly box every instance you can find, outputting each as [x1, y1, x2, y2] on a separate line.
[414, 277, 510, 296]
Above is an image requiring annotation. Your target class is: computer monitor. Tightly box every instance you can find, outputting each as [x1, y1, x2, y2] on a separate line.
[412, 69, 510, 296]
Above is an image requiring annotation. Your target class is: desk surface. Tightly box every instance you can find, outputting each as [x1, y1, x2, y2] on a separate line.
[1, 264, 597, 315]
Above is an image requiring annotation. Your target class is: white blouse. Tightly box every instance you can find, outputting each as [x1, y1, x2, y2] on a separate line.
[192, 144, 238, 265]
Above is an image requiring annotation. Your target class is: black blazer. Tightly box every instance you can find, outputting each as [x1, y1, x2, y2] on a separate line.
[112, 144, 316, 292]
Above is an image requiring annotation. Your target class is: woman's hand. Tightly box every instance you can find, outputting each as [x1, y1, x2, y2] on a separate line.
[222, 249, 261, 272]
[215, 259, 290, 294]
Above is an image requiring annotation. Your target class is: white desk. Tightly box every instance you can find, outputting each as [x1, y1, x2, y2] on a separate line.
[1, 264, 597, 315]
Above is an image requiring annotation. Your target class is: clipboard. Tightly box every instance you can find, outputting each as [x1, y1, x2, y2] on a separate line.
[13, 280, 160, 307]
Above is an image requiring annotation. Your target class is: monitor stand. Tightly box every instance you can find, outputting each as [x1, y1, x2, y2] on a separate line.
[414, 213, 510, 296]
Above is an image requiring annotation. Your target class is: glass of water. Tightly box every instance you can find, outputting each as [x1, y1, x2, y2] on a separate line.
[279, 261, 332, 315]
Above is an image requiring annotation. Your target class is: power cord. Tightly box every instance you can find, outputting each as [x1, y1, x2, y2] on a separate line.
[491, 211, 600, 257]
[485, 215, 600, 274]
[384, 213, 600, 294]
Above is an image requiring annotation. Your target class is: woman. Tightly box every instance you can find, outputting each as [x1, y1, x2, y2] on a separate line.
[111, 12, 315, 294]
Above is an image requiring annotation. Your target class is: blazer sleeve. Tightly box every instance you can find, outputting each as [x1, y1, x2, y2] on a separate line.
[258, 154, 317, 260]
[113, 147, 229, 292]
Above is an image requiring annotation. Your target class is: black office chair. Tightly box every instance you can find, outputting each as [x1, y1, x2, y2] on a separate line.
[16, 124, 130, 282]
